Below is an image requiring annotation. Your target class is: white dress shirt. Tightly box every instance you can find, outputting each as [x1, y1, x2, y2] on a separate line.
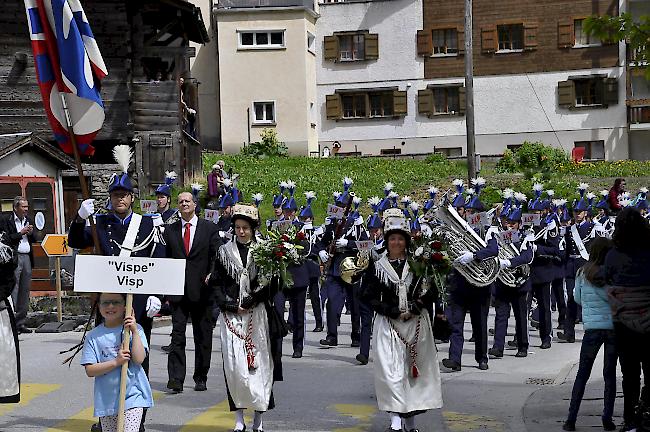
[13, 213, 30, 254]
[181, 214, 198, 251]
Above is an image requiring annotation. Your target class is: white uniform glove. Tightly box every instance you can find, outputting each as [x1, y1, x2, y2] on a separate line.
[319, 250, 330, 263]
[421, 224, 433, 238]
[151, 214, 163, 228]
[219, 231, 227, 239]
[499, 258, 512, 270]
[455, 251, 474, 265]
[145, 296, 162, 318]
[78, 199, 95, 220]
[336, 238, 349, 248]
[302, 222, 313, 230]
[354, 216, 364, 226]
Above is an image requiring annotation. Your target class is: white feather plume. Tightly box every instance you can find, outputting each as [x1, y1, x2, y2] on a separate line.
[466, 188, 475, 195]
[514, 192, 527, 202]
[578, 182, 589, 191]
[304, 191, 316, 200]
[600, 190, 609, 197]
[557, 199, 567, 206]
[401, 195, 412, 204]
[533, 183, 544, 191]
[384, 182, 394, 191]
[165, 171, 178, 180]
[333, 191, 341, 198]
[552, 199, 563, 207]
[502, 188, 514, 199]
[353, 196, 362, 205]
[428, 186, 439, 194]
[471, 177, 486, 187]
[620, 198, 632, 208]
[368, 196, 381, 206]
[452, 179, 464, 187]
[547, 190, 555, 197]
[409, 201, 421, 211]
[286, 180, 296, 190]
[343, 177, 354, 186]
[112, 145, 133, 174]
[279, 181, 288, 189]
[586, 192, 596, 200]
[191, 183, 203, 192]
[252, 193, 264, 202]
[388, 191, 399, 199]
[641, 187, 649, 194]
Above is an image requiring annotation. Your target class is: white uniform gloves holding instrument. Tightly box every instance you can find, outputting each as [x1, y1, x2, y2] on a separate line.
[455, 251, 475, 266]
[319, 250, 330, 263]
[145, 296, 162, 318]
[78, 199, 95, 220]
[499, 259, 512, 269]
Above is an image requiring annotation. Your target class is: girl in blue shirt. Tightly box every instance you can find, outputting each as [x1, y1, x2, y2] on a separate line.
[81, 293, 153, 432]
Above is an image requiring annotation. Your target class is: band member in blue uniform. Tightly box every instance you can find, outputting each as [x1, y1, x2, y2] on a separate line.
[558, 184, 595, 344]
[489, 193, 534, 358]
[318, 178, 368, 348]
[298, 192, 324, 333]
[266, 182, 287, 231]
[216, 183, 235, 239]
[528, 183, 561, 349]
[442, 178, 498, 372]
[155, 171, 179, 223]
[550, 198, 569, 330]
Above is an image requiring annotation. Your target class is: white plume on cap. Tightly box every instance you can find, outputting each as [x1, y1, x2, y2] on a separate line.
[401, 195, 412, 203]
[388, 191, 399, 199]
[286, 179, 296, 190]
[641, 187, 649, 194]
[502, 188, 514, 199]
[471, 177, 486, 187]
[333, 191, 341, 198]
[578, 182, 589, 191]
[547, 190, 555, 197]
[514, 192, 527, 202]
[586, 192, 596, 200]
[620, 198, 632, 208]
[533, 183, 544, 191]
[223, 178, 232, 188]
[466, 188, 475, 195]
[368, 196, 381, 206]
[304, 191, 316, 200]
[343, 177, 354, 186]
[165, 171, 178, 180]
[191, 183, 203, 191]
[600, 190, 609, 197]
[353, 196, 362, 205]
[452, 179, 464, 187]
[279, 181, 288, 188]
[252, 193, 264, 202]
[552, 199, 563, 207]
[112, 145, 133, 174]
[384, 182, 394, 191]
[428, 186, 439, 194]
[557, 199, 567, 206]
[409, 201, 421, 211]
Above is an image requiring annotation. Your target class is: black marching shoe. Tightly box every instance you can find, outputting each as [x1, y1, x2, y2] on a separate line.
[356, 354, 368, 365]
[18, 326, 32, 334]
[292, 351, 303, 358]
[312, 325, 324, 332]
[515, 350, 528, 358]
[562, 420, 575, 431]
[468, 336, 475, 342]
[478, 361, 489, 370]
[194, 381, 207, 392]
[602, 419, 616, 431]
[540, 341, 552, 349]
[161, 344, 171, 353]
[442, 358, 461, 372]
[90, 422, 102, 432]
[557, 332, 575, 343]
[505, 340, 518, 350]
[351, 340, 360, 348]
[488, 347, 503, 359]
[319, 337, 338, 347]
[166, 379, 183, 393]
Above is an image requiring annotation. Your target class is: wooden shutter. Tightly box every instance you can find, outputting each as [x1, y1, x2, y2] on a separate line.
[481, 27, 496, 54]
[326, 93, 342, 120]
[524, 23, 538, 51]
[457, 28, 465, 55]
[364, 33, 379, 60]
[418, 89, 433, 117]
[558, 80, 576, 108]
[324, 35, 339, 62]
[417, 30, 432, 56]
[558, 19, 574, 48]
[603, 78, 619, 106]
[458, 86, 466, 116]
[393, 90, 408, 116]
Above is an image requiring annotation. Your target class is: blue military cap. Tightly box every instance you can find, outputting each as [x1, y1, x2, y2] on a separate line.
[299, 191, 316, 219]
[273, 181, 287, 208]
[596, 190, 609, 210]
[155, 171, 178, 197]
[367, 196, 382, 230]
[500, 188, 514, 218]
[507, 192, 527, 223]
[636, 187, 648, 210]
[336, 177, 354, 208]
[108, 145, 134, 193]
[528, 183, 545, 211]
[467, 177, 486, 211]
[424, 186, 439, 212]
[451, 179, 466, 208]
[282, 180, 298, 211]
[410, 202, 421, 232]
[573, 183, 590, 212]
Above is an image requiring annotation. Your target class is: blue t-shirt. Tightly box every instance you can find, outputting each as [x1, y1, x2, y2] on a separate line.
[81, 323, 153, 417]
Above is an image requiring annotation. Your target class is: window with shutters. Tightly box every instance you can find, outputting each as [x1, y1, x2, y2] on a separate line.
[497, 24, 524, 52]
[574, 140, 605, 160]
[342, 94, 367, 118]
[369, 91, 394, 118]
[238, 31, 285, 50]
[432, 29, 458, 56]
[433, 86, 460, 115]
[339, 34, 365, 61]
[574, 19, 601, 47]
[253, 101, 275, 124]
[558, 77, 618, 109]
[574, 78, 602, 107]
[325, 32, 378, 62]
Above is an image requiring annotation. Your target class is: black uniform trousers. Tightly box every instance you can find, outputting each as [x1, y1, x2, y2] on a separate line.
[551, 277, 567, 327]
[615, 322, 650, 426]
[277, 286, 308, 353]
[356, 290, 373, 358]
[168, 298, 214, 384]
[532, 282, 552, 345]
[324, 275, 360, 343]
[564, 257, 586, 339]
[447, 292, 490, 364]
[492, 284, 529, 352]
[308, 278, 323, 328]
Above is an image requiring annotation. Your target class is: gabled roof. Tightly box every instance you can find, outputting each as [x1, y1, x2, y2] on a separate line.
[0, 134, 77, 169]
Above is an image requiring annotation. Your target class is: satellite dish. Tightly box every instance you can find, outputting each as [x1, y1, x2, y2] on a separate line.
[35, 212, 45, 230]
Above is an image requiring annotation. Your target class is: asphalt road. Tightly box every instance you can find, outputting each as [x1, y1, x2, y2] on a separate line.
[0, 306, 622, 432]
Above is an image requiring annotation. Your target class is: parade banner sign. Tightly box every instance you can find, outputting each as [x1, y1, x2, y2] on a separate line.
[140, 200, 157, 214]
[327, 204, 346, 219]
[498, 229, 521, 245]
[466, 212, 490, 228]
[521, 213, 541, 227]
[204, 209, 219, 223]
[74, 256, 185, 295]
[355, 240, 374, 252]
[271, 220, 293, 232]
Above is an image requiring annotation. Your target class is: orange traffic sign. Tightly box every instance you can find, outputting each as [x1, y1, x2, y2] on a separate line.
[41, 234, 72, 257]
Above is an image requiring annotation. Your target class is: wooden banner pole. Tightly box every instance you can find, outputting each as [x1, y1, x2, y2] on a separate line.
[117, 293, 133, 432]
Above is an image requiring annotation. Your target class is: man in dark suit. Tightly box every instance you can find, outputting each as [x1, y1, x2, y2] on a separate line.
[164, 191, 219, 393]
[3, 196, 35, 334]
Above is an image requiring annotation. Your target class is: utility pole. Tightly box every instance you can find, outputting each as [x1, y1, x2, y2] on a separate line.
[465, 0, 477, 180]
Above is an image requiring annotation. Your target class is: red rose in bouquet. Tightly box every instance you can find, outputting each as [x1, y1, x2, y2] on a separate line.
[296, 231, 306, 241]
[432, 252, 444, 262]
[431, 241, 443, 251]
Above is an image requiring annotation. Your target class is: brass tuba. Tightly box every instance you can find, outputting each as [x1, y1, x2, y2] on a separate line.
[340, 250, 371, 284]
[430, 204, 500, 287]
[495, 230, 531, 288]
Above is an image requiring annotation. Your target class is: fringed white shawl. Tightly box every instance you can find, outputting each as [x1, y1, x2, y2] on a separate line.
[374, 255, 413, 313]
[218, 240, 259, 303]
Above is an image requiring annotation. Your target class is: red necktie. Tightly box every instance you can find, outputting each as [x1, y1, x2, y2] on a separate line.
[184, 222, 191, 254]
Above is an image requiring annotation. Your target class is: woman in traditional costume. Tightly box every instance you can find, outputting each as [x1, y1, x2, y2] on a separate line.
[0, 232, 19, 404]
[361, 216, 443, 432]
[210, 203, 280, 432]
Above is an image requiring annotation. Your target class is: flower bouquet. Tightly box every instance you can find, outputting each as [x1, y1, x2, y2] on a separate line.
[251, 225, 306, 289]
[408, 233, 452, 304]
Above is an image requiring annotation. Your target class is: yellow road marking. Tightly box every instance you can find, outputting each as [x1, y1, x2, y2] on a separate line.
[331, 403, 377, 432]
[443, 411, 505, 432]
[46, 391, 163, 432]
[181, 399, 256, 432]
[0, 383, 61, 417]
